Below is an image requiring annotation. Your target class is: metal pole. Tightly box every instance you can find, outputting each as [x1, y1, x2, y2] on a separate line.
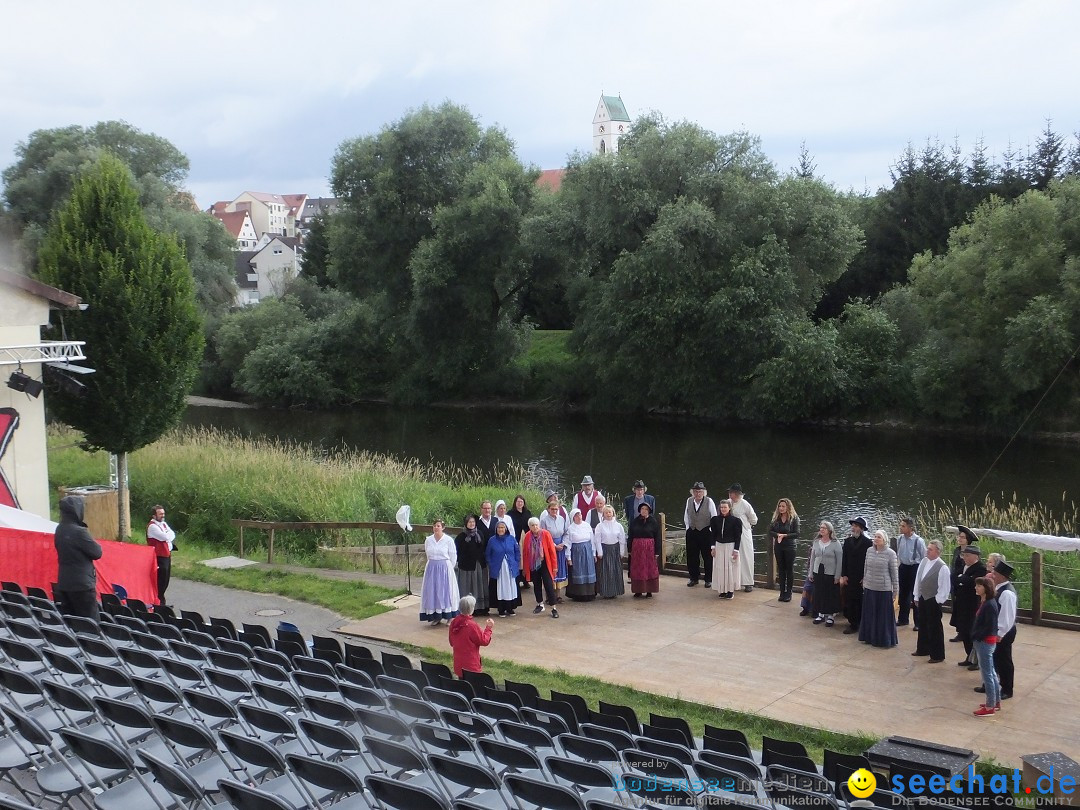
[1031, 551, 1043, 625]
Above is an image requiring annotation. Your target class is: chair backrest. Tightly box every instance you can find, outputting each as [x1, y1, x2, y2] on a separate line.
[546, 754, 620, 789]
[334, 663, 375, 689]
[294, 655, 336, 677]
[252, 659, 291, 684]
[286, 753, 366, 799]
[697, 750, 763, 782]
[252, 646, 292, 669]
[354, 705, 412, 739]
[694, 759, 760, 795]
[298, 717, 364, 757]
[217, 779, 296, 810]
[419, 659, 453, 681]
[217, 638, 255, 658]
[461, 668, 497, 692]
[521, 706, 571, 738]
[646, 714, 695, 748]
[310, 634, 342, 655]
[138, 749, 207, 805]
[362, 734, 427, 775]
[181, 609, 206, 626]
[435, 674, 474, 701]
[550, 689, 590, 724]
[343, 641, 374, 661]
[182, 629, 218, 650]
[291, 670, 341, 697]
[364, 774, 450, 810]
[702, 735, 754, 759]
[761, 735, 810, 765]
[471, 697, 522, 723]
[598, 700, 640, 735]
[482, 685, 524, 709]
[273, 637, 303, 660]
[439, 709, 496, 738]
[303, 695, 358, 725]
[620, 772, 698, 807]
[478, 736, 544, 774]
[380, 651, 413, 671]
[386, 665, 429, 690]
[504, 678, 540, 709]
[579, 722, 636, 752]
[766, 763, 832, 795]
[588, 710, 631, 733]
[151, 711, 218, 752]
[209, 616, 238, 639]
[220, 728, 288, 773]
[765, 780, 840, 810]
[823, 748, 871, 788]
[535, 696, 579, 734]
[239, 703, 301, 742]
[412, 723, 476, 757]
[766, 749, 820, 776]
[623, 748, 689, 780]
[505, 773, 587, 810]
[387, 694, 442, 723]
[339, 682, 386, 710]
[252, 681, 306, 714]
[640, 722, 693, 749]
[376, 673, 423, 700]
[59, 726, 134, 770]
[704, 724, 750, 749]
[428, 751, 502, 792]
[1, 581, 22, 593]
[182, 687, 240, 724]
[242, 623, 273, 648]
[423, 685, 472, 712]
[557, 732, 623, 768]
[633, 736, 696, 767]
[497, 719, 556, 752]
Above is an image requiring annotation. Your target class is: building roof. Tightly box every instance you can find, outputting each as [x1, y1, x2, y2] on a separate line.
[0, 268, 81, 309]
[601, 95, 631, 122]
[536, 169, 566, 193]
[211, 210, 252, 239]
[234, 252, 257, 289]
[241, 191, 287, 205]
[281, 193, 308, 217]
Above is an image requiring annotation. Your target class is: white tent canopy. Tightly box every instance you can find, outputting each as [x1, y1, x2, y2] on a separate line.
[948, 525, 1080, 553]
[0, 504, 57, 533]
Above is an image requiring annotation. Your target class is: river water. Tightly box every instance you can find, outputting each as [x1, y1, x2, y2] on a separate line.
[183, 404, 1077, 534]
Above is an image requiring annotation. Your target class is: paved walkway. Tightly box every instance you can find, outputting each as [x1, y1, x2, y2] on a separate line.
[336, 576, 1080, 767]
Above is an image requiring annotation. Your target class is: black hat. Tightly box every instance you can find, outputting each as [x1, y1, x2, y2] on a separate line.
[994, 560, 1014, 578]
[956, 525, 979, 544]
[961, 545, 982, 557]
[632, 480, 646, 489]
[849, 517, 868, 531]
[728, 483, 743, 493]
[691, 482, 706, 490]
[638, 502, 652, 513]
[544, 490, 558, 501]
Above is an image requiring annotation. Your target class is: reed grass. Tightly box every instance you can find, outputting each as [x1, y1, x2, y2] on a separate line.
[47, 424, 545, 558]
[916, 493, 1080, 614]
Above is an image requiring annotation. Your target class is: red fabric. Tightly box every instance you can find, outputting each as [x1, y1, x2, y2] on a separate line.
[0, 527, 159, 603]
[0, 409, 20, 509]
[448, 614, 492, 677]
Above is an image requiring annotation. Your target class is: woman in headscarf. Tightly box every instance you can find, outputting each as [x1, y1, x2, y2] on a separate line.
[540, 492, 569, 603]
[508, 495, 531, 542]
[485, 519, 521, 617]
[494, 499, 516, 542]
[859, 529, 899, 648]
[593, 504, 627, 599]
[565, 508, 597, 602]
[628, 502, 662, 598]
[420, 519, 460, 626]
[454, 515, 488, 615]
[709, 498, 742, 599]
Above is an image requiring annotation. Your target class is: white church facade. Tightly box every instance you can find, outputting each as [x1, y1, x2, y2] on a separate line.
[592, 95, 631, 155]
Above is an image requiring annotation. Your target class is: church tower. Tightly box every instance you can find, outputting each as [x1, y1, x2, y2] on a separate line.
[593, 94, 631, 155]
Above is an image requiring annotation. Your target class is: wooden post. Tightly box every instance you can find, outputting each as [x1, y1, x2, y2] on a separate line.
[1031, 551, 1043, 625]
[239, 525, 245, 559]
[658, 513, 666, 573]
[371, 529, 377, 574]
[268, 528, 275, 564]
[766, 534, 776, 590]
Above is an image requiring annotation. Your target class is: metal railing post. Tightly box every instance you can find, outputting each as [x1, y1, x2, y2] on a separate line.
[658, 513, 666, 573]
[766, 534, 776, 590]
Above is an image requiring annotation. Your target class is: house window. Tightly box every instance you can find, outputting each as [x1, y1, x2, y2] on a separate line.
[273, 248, 283, 255]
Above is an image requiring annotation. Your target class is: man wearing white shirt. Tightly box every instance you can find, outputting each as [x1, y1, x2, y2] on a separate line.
[983, 558, 1017, 700]
[146, 505, 176, 605]
[683, 482, 717, 588]
[912, 539, 951, 663]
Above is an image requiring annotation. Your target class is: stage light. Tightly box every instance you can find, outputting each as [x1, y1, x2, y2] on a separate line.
[6, 370, 43, 399]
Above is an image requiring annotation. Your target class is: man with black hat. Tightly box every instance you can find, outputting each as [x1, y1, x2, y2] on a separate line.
[951, 537, 986, 669]
[840, 517, 872, 634]
[623, 480, 655, 525]
[912, 538, 951, 662]
[728, 484, 758, 592]
[977, 558, 1017, 700]
[683, 483, 717, 588]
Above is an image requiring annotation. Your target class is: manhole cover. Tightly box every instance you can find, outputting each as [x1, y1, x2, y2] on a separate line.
[254, 608, 286, 617]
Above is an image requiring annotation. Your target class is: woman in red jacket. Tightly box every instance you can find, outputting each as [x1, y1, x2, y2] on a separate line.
[448, 595, 494, 677]
[522, 516, 560, 618]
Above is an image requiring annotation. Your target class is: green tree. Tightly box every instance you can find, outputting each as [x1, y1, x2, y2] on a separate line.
[561, 117, 859, 416]
[37, 154, 203, 538]
[329, 102, 516, 310]
[299, 213, 333, 288]
[1026, 120, 1065, 190]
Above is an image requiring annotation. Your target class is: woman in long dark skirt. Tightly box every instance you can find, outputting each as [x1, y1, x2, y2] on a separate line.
[592, 505, 626, 598]
[859, 530, 899, 648]
[808, 521, 843, 626]
[565, 509, 598, 601]
[628, 502, 661, 597]
[485, 520, 522, 617]
[454, 515, 488, 614]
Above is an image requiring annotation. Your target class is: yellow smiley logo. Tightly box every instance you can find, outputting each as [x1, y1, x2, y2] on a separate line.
[847, 768, 877, 799]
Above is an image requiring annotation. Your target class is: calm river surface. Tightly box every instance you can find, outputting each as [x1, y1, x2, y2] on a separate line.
[184, 404, 1078, 532]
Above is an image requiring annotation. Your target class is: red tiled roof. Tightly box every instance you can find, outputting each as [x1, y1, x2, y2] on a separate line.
[281, 193, 307, 216]
[536, 169, 566, 193]
[211, 210, 251, 238]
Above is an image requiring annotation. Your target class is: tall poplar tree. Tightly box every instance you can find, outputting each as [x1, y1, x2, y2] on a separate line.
[37, 154, 203, 538]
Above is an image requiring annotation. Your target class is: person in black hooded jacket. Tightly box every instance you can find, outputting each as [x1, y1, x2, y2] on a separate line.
[54, 495, 103, 621]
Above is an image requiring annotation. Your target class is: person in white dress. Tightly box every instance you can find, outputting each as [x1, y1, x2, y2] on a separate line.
[729, 483, 758, 592]
[420, 519, 460, 626]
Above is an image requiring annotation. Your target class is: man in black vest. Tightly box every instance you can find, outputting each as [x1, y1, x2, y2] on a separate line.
[912, 539, 950, 663]
[683, 482, 717, 588]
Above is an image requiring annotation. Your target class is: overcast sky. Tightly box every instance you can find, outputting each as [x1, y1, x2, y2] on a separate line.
[3, 0, 1079, 209]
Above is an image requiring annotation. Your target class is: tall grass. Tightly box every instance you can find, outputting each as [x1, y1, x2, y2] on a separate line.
[916, 493, 1080, 614]
[47, 425, 544, 558]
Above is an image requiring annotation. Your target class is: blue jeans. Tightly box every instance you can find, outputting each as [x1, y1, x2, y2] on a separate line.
[974, 640, 999, 706]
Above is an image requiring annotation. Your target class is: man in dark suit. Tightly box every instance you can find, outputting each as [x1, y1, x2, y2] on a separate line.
[622, 480, 656, 525]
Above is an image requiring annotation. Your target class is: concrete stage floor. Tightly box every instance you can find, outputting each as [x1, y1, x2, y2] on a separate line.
[340, 578, 1080, 766]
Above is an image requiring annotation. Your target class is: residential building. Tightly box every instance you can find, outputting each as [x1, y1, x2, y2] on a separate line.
[233, 236, 302, 307]
[209, 192, 308, 240]
[209, 208, 259, 249]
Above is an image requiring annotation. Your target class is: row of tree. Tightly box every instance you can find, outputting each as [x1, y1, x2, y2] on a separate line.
[3, 110, 1079, 435]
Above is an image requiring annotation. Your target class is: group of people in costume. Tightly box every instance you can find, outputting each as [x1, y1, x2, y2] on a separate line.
[418, 477, 667, 625]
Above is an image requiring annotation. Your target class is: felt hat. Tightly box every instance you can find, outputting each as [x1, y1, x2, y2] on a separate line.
[961, 545, 981, 557]
[637, 502, 652, 514]
[632, 480, 646, 489]
[728, 483, 743, 493]
[580, 475, 594, 486]
[994, 560, 1014, 578]
[849, 517, 868, 531]
[691, 482, 706, 490]
[956, 525, 979, 544]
